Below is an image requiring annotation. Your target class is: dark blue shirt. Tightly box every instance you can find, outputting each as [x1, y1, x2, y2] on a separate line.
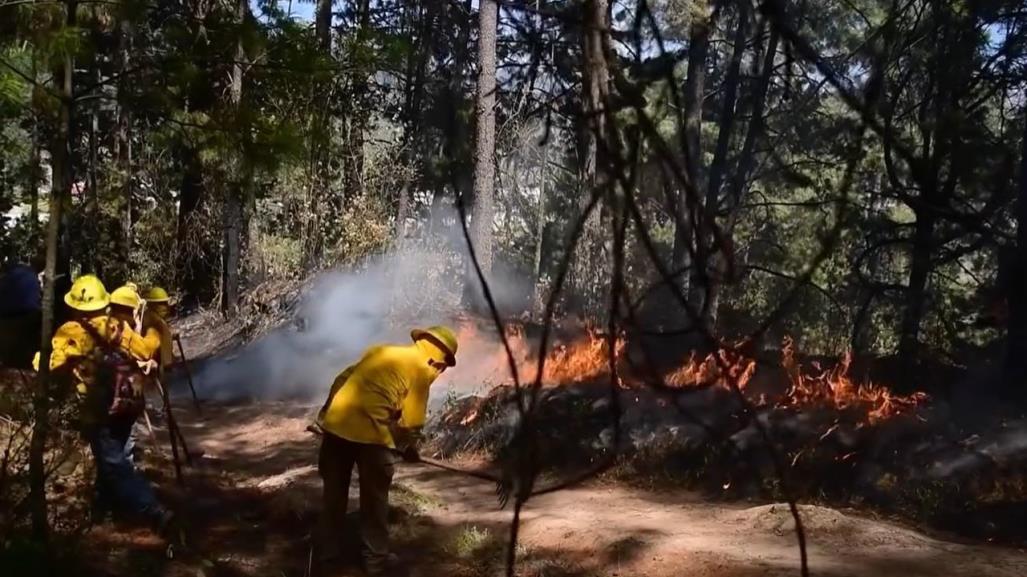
[0, 264, 41, 316]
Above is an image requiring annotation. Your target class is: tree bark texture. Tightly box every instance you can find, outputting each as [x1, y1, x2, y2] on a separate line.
[700, 2, 749, 331]
[117, 15, 133, 285]
[344, 0, 372, 200]
[87, 90, 99, 275]
[28, 112, 40, 240]
[571, 0, 611, 318]
[897, 3, 973, 361]
[303, 0, 334, 270]
[315, 0, 332, 51]
[727, 26, 778, 223]
[470, 0, 498, 275]
[31, 0, 77, 540]
[221, 0, 249, 316]
[395, 1, 434, 241]
[671, 2, 713, 314]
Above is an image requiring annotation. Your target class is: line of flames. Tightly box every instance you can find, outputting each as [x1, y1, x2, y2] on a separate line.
[451, 323, 927, 424]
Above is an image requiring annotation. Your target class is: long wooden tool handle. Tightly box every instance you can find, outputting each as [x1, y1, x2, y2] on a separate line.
[155, 378, 185, 485]
[174, 335, 202, 414]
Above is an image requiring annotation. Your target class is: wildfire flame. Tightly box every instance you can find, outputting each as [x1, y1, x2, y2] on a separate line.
[447, 322, 926, 424]
[448, 321, 624, 386]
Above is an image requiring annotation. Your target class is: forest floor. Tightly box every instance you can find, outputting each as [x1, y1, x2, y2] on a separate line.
[71, 399, 1027, 577]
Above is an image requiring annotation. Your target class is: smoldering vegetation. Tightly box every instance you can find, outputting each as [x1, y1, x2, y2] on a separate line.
[429, 354, 1027, 543]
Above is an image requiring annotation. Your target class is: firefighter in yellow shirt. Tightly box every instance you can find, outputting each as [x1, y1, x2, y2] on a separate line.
[142, 286, 175, 375]
[34, 275, 174, 535]
[109, 283, 162, 465]
[315, 325, 458, 576]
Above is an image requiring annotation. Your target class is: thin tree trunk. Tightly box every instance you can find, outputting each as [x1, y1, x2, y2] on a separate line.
[117, 15, 133, 284]
[315, 0, 331, 49]
[672, 2, 713, 314]
[1003, 113, 1027, 393]
[395, 1, 433, 241]
[706, 5, 747, 207]
[727, 27, 779, 227]
[700, 2, 749, 330]
[572, 0, 610, 318]
[28, 114, 40, 241]
[303, 0, 333, 270]
[87, 91, 99, 275]
[222, 0, 248, 316]
[532, 140, 549, 317]
[898, 209, 935, 358]
[469, 0, 498, 276]
[534, 142, 549, 282]
[442, 0, 473, 204]
[344, 0, 372, 200]
[31, 0, 77, 540]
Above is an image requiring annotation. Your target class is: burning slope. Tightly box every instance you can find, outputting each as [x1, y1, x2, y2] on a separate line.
[445, 323, 926, 424]
[441, 321, 625, 388]
[667, 338, 928, 424]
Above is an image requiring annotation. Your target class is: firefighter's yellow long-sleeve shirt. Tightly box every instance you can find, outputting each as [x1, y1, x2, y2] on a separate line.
[142, 311, 173, 376]
[33, 315, 159, 395]
[317, 343, 444, 449]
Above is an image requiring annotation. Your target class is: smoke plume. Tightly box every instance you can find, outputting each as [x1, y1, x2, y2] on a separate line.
[187, 240, 532, 404]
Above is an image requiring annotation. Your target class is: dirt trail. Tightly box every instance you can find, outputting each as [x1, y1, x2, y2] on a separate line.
[122, 401, 1027, 577]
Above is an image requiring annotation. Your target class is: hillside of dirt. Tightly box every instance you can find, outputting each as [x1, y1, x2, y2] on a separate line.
[429, 376, 1027, 544]
[53, 401, 1027, 577]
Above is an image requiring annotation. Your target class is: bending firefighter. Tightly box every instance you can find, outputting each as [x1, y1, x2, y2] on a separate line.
[34, 275, 176, 537]
[314, 326, 458, 576]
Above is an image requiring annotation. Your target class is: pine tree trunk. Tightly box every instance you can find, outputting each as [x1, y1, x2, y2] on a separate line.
[28, 113, 40, 241]
[87, 91, 100, 275]
[221, 0, 249, 316]
[572, 0, 610, 318]
[315, 0, 331, 49]
[344, 0, 372, 200]
[395, 2, 433, 241]
[222, 188, 244, 314]
[304, 0, 333, 270]
[117, 15, 133, 284]
[700, 2, 748, 331]
[727, 26, 778, 226]
[898, 209, 935, 359]
[532, 141, 549, 318]
[31, 0, 77, 540]
[442, 0, 474, 200]
[469, 0, 498, 276]
[673, 2, 712, 318]
[1003, 114, 1027, 394]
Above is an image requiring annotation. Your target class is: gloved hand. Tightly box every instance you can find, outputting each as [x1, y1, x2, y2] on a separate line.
[400, 445, 421, 463]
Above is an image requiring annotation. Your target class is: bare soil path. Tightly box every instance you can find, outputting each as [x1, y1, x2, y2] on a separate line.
[90, 400, 1027, 577]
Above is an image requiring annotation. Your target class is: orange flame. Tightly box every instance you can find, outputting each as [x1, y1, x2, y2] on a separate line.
[448, 323, 925, 424]
[666, 348, 757, 392]
[447, 321, 623, 387]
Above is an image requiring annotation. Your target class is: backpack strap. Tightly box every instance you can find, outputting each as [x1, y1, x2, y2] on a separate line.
[77, 317, 120, 353]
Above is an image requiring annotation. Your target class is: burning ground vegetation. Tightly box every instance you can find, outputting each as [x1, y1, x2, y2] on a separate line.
[429, 322, 1027, 543]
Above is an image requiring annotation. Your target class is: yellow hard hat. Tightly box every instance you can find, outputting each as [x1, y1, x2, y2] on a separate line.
[64, 274, 110, 312]
[144, 286, 170, 303]
[110, 284, 141, 309]
[411, 325, 458, 366]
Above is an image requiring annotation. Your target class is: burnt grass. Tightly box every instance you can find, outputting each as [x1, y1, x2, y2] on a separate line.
[427, 375, 1027, 545]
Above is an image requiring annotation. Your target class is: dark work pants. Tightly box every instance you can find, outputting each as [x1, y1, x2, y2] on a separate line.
[318, 432, 395, 572]
[87, 418, 164, 524]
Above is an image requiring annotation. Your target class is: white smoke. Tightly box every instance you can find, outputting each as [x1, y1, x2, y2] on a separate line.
[188, 239, 534, 403]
